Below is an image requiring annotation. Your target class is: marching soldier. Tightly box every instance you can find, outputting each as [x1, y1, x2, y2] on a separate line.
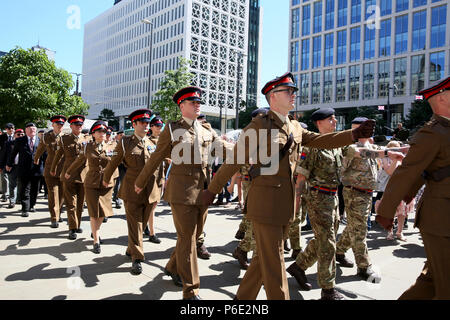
[376, 76, 450, 299]
[51, 115, 89, 240]
[202, 72, 376, 300]
[336, 117, 406, 283]
[103, 109, 159, 275]
[134, 87, 232, 300]
[34, 116, 67, 228]
[66, 120, 118, 254]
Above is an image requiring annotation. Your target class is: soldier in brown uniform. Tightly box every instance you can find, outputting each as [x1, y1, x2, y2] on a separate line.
[103, 109, 159, 275]
[51, 115, 89, 240]
[202, 72, 376, 300]
[34, 116, 66, 228]
[65, 121, 118, 254]
[134, 87, 232, 300]
[376, 76, 450, 299]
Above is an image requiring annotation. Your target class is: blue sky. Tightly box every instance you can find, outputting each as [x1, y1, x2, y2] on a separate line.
[0, 0, 288, 105]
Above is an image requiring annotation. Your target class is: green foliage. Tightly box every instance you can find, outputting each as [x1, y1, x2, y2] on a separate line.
[0, 47, 89, 128]
[238, 101, 257, 129]
[150, 57, 194, 122]
[404, 99, 433, 132]
[98, 108, 119, 130]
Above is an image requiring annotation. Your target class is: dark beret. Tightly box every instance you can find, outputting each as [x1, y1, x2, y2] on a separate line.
[352, 117, 369, 124]
[251, 108, 270, 118]
[311, 108, 335, 122]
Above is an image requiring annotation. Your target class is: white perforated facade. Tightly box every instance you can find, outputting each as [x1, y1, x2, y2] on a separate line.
[82, 0, 249, 129]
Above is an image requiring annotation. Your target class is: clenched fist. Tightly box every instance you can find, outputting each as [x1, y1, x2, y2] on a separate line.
[352, 119, 376, 141]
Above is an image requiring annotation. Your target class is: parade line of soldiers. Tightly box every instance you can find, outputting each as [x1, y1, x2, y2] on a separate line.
[0, 73, 449, 300]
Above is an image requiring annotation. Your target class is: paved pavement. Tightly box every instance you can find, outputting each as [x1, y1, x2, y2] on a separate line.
[0, 193, 426, 301]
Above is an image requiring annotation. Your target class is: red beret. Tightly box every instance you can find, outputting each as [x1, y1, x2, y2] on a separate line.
[261, 72, 298, 95]
[418, 76, 450, 100]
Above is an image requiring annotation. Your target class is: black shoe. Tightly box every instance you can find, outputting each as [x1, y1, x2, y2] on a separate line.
[235, 229, 245, 240]
[230, 196, 239, 202]
[115, 202, 122, 209]
[336, 254, 354, 268]
[143, 226, 150, 236]
[8, 203, 15, 209]
[68, 229, 77, 240]
[286, 262, 312, 291]
[164, 268, 183, 287]
[29, 207, 35, 212]
[125, 251, 131, 258]
[93, 243, 101, 254]
[291, 249, 301, 260]
[21, 211, 29, 217]
[131, 260, 142, 275]
[58, 217, 63, 223]
[91, 233, 104, 244]
[357, 265, 381, 283]
[284, 240, 291, 252]
[149, 235, 161, 244]
[183, 295, 201, 300]
[320, 288, 345, 300]
[51, 221, 59, 229]
[76, 228, 83, 233]
[1, 197, 7, 203]
[197, 244, 211, 260]
[103, 217, 108, 223]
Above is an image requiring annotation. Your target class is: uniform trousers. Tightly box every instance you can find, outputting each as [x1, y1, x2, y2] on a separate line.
[6, 167, 18, 204]
[165, 203, 208, 299]
[399, 232, 450, 300]
[236, 221, 290, 300]
[45, 176, 63, 222]
[64, 181, 85, 230]
[18, 175, 41, 212]
[124, 201, 153, 261]
[0, 171, 8, 198]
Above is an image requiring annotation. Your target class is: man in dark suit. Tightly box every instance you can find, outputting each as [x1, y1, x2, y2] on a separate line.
[0, 123, 16, 204]
[0, 128, 24, 209]
[6, 123, 44, 216]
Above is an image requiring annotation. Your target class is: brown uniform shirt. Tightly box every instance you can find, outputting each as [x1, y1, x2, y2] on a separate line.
[51, 133, 90, 183]
[135, 119, 233, 206]
[66, 141, 119, 189]
[377, 115, 450, 237]
[208, 110, 354, 226]
[103, 134, 157, 205]
[34, 131, 65, 178]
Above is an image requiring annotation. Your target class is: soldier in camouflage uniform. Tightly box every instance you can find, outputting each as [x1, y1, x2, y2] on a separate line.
[286, 108, 346, 300]
[336, 117, 407, 282]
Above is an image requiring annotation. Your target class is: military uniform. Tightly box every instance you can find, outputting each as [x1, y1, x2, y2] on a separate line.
[336, 141, 382, 269]
[103, 123, 160, 266]
[208, 76, 355, 300]
[377, 77, 450, 299]
[34, 116, 66, 225]
[134, 87, 232, 299]
[51, 117, 89, 235]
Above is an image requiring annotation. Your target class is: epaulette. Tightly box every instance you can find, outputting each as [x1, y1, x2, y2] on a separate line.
[201, 122, 213, 131]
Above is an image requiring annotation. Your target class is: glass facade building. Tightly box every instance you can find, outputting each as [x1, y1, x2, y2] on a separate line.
[289, 0, 450, 127]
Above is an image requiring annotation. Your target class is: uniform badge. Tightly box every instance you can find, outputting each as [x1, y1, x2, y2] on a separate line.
[300, 152, 307, 160]
[147, 145, 156, 153]
[106, 151, 115, 157]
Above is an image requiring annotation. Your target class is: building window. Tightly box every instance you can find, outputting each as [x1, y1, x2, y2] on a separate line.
[313, 1, 323, 33]
[336, 67, 346, 102]
[299, 73, 309, 105]
[412, 11, 426, 51]
[365, 0, 375, 20]
[411, 54, 425, 94]
[430, 5, 447, 49]
[395, 15, 408, 54]
[413, 0, 427, 8]
[350, 27, 360, 62]
[378, 60, 390, 98]
[323, 69, 333, 103]
[338, 0, 347, 27]
[292, 8, 300, 38]
[312, 36, 321, 69]
[349, 65, 360, 101]
[301, 38, 310, 70]
[380, 0, 392, 16]
[430, 51, 445, 81]
[324, 33, 334, 66]
[396, 0, 408, 12]
[364, 25, 375, 59]
[325, 0, 334, 30]
[351, 0, 361, 24]
[302, 4, 311, 36]
[312, 71, 321, 104]
[394, 57, 407, 96]
[291, 41, 299, 72]
[292, 0, 300, 5]
[337, 30, 347, 65]
[379, 19, 391, 57]
[363, 63, 374, 100]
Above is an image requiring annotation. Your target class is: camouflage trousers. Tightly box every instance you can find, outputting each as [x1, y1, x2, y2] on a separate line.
[288, 197, 307, 250]
[296, 189, 340, 290]
[237, 181, 251, 233]
[238, 181, 257, 252]
[336, 187, 371, 269]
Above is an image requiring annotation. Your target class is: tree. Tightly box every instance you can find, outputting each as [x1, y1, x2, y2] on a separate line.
[0, 47, 89, 128]
[150, 57, 194, 122]
[238, 101, 257, 129]
[404, 99, 433, 134]
[98, 108, 119, 130]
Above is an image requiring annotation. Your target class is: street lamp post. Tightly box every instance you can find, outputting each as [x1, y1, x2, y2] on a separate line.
[234, 51, 246, 130]
[70, 73, 84, 96]
[142, 19, 154, 110]
[386, 84, 398, 135]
